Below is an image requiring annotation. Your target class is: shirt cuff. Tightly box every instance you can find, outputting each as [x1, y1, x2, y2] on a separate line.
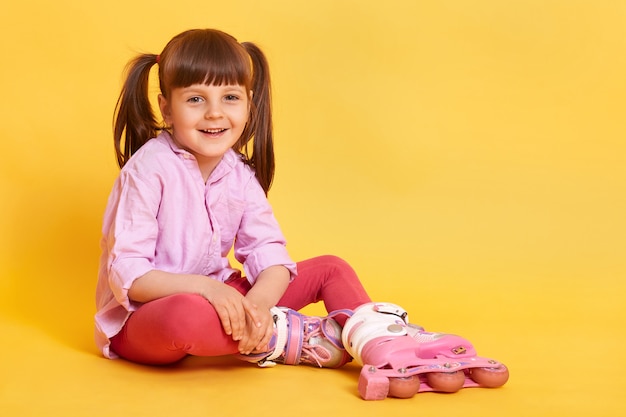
[242, 243, 297, 284]
[109, 258, 154, 310]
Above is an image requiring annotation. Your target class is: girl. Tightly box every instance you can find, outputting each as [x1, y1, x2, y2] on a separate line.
[95, 28, 371, 366]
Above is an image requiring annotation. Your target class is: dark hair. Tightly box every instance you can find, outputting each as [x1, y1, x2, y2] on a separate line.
[113, 29, 275, 193]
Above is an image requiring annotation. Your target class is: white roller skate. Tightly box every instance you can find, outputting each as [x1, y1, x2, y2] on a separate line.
[239, 307, 352, 368]
[342, 302, 509, 400]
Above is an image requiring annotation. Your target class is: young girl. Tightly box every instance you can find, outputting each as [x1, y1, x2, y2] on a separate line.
[95, 28, 372, 366]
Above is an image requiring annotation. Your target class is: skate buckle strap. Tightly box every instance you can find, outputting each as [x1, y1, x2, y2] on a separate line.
[257, 360, 277, 368]
[283, 312, 304, 365]
[373, 303, 409, 323]
[259, 307, 288, 367]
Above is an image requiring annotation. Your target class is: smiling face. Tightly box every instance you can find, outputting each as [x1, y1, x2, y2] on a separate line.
[159, 83, 250, 180]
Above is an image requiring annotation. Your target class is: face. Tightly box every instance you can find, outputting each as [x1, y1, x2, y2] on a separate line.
[159, 83, 250, 179]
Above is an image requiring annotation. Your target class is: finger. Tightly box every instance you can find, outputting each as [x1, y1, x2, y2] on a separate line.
[238, 335, 255, 354]
[242, 298, 262, 328]
[216, 306, 233, 336]
[254, 338, 270, 353]
[229, 303, 246, 341]
[238, 325, 261, 354]
[256, 323, 274, 352]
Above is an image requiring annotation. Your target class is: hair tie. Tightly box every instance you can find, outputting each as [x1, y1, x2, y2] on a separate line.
[156, 54, 161, 64]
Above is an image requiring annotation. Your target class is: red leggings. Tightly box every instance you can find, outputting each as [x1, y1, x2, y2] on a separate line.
[110, 255, 371, 365]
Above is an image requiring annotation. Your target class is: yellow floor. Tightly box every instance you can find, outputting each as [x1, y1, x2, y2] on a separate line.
[1, 277, 624, 417]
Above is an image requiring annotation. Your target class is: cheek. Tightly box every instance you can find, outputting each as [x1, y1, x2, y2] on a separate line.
[240, 110, 251, 126]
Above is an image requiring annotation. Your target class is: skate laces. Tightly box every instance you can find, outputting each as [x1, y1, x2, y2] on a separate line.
[242, 308, 350, 368]
[299, 318, 333, 367]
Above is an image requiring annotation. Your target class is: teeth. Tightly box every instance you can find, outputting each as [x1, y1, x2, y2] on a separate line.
[203, 128, 225, 133]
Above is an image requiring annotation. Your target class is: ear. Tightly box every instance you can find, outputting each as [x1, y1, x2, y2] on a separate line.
[158, 94, 172, 125]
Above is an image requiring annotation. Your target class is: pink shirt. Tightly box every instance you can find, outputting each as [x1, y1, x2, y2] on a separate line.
[95, 132, 296, 358]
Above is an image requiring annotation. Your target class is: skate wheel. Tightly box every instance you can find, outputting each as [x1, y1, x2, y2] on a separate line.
[388, 376, 420, 399]
[469, 365, 509, 388]
[425, 371, 465, 393]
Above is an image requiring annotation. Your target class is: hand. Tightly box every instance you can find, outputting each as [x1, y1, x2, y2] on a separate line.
[238, 307, 275, 355]
[202, 280, 262, 342]
[236, 265, 289, 354]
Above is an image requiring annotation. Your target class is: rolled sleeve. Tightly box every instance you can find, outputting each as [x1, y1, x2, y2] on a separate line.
[109, 258, 154, 311]
[242, 242, 297, 284]
[103, 169, 161, 311]
[235, 176, 296, 284]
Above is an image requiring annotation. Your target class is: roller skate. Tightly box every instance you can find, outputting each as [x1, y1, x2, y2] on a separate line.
[342, 302, 509, 400]
[239, 307, 352, 368]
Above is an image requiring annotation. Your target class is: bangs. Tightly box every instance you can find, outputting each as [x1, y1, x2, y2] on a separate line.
[159, 29, 251, 94]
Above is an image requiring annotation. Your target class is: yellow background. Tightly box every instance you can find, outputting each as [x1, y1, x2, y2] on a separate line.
[1, 0, 624, 415]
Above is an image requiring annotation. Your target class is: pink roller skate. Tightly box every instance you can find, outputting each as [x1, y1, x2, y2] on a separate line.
[239, 307, 352, 368]
[342, 302, 509, 400]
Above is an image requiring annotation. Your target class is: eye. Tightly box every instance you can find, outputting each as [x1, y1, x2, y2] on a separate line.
[224, 94, 240, 101]
[187, 96, 204, 104]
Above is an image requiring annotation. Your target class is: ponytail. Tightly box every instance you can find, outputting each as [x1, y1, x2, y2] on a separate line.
[240, 42, 274, 194]
[113, 54, 159, 168]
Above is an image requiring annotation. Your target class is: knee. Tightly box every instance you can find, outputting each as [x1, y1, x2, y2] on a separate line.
[316, 255, 356, 276]
[158, 293, 209, 311]
[154, 293, 215, 335]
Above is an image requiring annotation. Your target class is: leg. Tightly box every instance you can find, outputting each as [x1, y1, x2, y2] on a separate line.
[240, 256, 370, 368]
[227, 267, 356, 368]
[238, 306, 353, 368]
[110, 256, 370, 367]
[279, 255, 371, 325]
[110, 293, 238, 365]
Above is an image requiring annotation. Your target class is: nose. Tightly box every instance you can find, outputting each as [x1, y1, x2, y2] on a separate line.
[204, 99, 224, 119]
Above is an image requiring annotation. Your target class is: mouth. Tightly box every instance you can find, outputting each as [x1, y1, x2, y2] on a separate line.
[200, 128, 227, 136]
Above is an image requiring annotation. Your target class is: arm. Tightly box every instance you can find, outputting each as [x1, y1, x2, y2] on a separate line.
[128, 270, 262, 341]
[245, 265, 290, 311]
[225, 173, 295, 353]
[237, 265, 291, 354]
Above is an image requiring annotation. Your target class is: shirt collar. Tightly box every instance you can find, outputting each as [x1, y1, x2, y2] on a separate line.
[158, 130, 239, 183]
